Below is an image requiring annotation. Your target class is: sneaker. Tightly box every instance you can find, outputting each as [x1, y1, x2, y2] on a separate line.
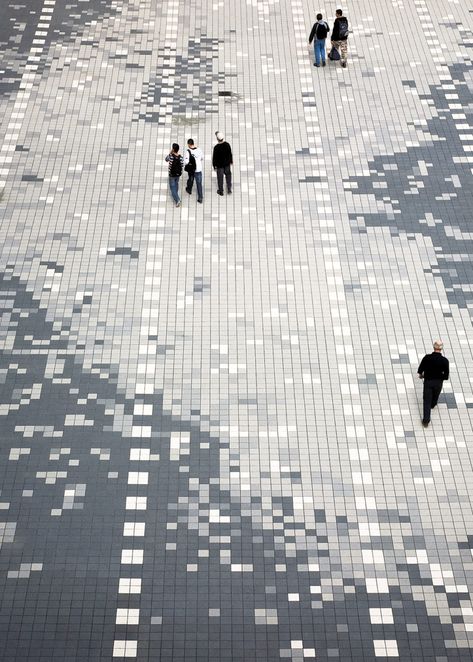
[217, 190, 224, 196]
[175, 201, 181, 207]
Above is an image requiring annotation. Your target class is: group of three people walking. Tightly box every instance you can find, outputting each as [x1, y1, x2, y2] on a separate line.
[165, 133, 233, 207]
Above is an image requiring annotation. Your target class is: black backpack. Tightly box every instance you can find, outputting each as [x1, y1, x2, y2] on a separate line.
[338, 17, 349, 39]
[184, 149, 196, 173]
[316, 21, 328, 39]
[170, 154, 182, 177]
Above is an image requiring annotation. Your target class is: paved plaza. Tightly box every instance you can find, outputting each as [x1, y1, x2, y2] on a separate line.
[1, 0, 473, 659]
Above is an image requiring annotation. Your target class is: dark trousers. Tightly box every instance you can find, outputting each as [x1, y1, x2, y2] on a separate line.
[423, 379, 443, 423]
[216, 165, 232, 193]
[186, 171, 203, 201]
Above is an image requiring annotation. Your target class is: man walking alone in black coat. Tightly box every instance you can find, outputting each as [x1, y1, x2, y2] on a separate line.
[417, 341, 449, 427]
[212, 132, 233, 196]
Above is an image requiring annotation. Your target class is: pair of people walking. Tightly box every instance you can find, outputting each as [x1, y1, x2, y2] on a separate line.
[165, 139, 203, 207]
[308, 8, 349, 68]
[165, 133, 233, 207]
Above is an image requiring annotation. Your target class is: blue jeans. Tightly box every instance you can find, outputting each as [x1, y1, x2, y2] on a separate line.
[314, 39, 326, 66]
[186, 171, 203, 201]
[169, 176, 180, 203]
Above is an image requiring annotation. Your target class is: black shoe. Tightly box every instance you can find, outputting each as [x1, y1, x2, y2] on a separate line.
[314, 63, 320, 67]
[322, 61, 326, 67]
[422, 420, 429, 428]
[197, 199, 203, 203]
[341, 61, 347, 68]
[227, 189, 232, 194]
[185, 188, 192, 194]
[217, 190, 224, 196]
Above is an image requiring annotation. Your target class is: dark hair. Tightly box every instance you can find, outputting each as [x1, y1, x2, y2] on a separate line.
[172, 143, 179, 152]
[316, 13, 322, 20]
[187, 138, 194, 146]
[336, 8, 343, 16]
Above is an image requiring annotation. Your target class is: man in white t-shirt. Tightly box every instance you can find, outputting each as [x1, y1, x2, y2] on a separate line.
[184, 138, 204, 203]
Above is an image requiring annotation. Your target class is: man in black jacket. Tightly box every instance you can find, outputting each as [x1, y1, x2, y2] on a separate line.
[212, 132, 233, 196]
[308, 13, 330, 67]
[331, 8, 349, 68]
[417, 341, 450, 427]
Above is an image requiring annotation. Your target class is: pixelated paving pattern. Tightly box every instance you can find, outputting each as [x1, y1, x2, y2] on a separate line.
[1, 0, 473, 659]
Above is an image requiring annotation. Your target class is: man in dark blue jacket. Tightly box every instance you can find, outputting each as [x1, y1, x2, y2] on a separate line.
[308, 14, 330, 67]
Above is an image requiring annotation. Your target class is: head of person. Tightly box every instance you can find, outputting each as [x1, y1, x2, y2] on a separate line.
[336, 8, 343, 16]
[172, 142, 179, 153]
[216, 132, 224, 143]
[187, 138, 195, 148]
[433, 340, 443, 352]
[317, 13, 322, 20]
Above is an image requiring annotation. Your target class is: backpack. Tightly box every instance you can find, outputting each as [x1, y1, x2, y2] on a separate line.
[338, 17, 349, 39]
[184, 149, 196, 173]
[170, 154, 182, 177]
[316, 21, 328, 39]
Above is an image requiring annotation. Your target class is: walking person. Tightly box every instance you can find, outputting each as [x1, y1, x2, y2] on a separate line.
[165, 143, 184, 207]
[212, 132, 233, 196]
[417, 341, 450, 428]
[184, 138, 204, 203]
[308, 13, 330, 67]
[331, 8, 349, 68]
